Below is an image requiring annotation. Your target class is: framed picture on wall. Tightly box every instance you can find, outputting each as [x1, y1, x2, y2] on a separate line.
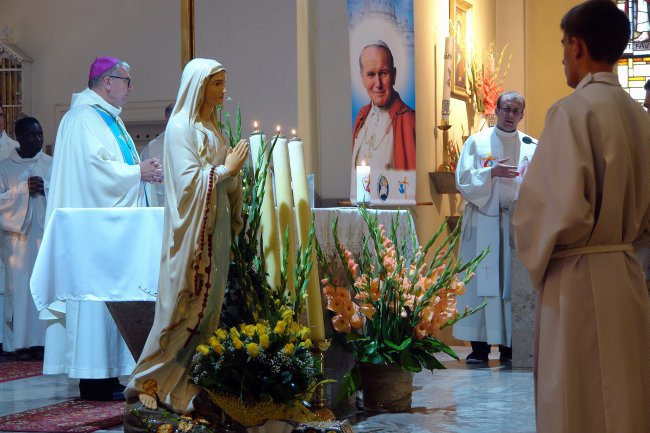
[450, 0, 472, 98]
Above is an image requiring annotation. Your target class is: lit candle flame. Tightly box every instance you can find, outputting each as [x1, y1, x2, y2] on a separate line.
[253, 121, 258, 129]
[276, 125, 281, 134]
[291, 129, 297, 136]
[362, 160, 367, 167]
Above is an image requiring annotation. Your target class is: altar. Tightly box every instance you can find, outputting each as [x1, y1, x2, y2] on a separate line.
[30, 206, 417, 361]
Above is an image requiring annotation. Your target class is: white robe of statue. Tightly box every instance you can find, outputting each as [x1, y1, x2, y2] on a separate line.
[0, 149, 51, 351]
[125, 59, 243, 413]
[42, 87, 146, 377]
[0, 130, 18, 346]
[452, 127, 536, 346]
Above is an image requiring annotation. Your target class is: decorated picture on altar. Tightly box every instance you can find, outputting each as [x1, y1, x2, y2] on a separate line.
[347, 0, 416, 205]
[451, 0, 471, 98]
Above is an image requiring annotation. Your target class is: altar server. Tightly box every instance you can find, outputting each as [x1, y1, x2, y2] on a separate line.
[513, 2, 649, 432]
[42, 56, 163, 400]
[452, 91, 536, 363]
[0, 117, 49, 355]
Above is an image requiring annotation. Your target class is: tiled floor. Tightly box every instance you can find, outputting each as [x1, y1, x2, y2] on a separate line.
[0, 347, 536, 433]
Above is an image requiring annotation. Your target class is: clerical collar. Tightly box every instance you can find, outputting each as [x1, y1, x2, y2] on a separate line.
[370, 103, 388, 115]
[495, 126, 518, 138]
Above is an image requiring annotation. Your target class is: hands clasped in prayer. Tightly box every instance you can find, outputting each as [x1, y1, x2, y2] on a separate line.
[490, 157, 519, 179]
[27, 176, 45, 196]
[140, 157, 164, 183]
[224, 139, 249, 176]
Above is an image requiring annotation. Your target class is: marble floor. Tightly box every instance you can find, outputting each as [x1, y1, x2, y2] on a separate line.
[0, 347, 536, 433]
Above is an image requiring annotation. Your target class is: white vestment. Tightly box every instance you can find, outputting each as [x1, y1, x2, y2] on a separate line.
[140, 133, 165, 207]
[41, 87, 146, 377]
[0, 130, 18, 345]
[0, 149, 51, 351]
[452, 127, 536, 346]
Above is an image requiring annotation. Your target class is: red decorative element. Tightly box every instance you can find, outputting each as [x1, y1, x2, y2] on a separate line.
[0, 361, 43, 383]
[0, 399, 123, 432]
[184, 166, 217, 348]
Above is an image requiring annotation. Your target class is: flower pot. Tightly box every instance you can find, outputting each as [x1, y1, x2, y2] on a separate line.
[359, 362, 414, 412]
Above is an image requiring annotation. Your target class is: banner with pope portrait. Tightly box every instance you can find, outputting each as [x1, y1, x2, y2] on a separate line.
[347, 0, 416, 206]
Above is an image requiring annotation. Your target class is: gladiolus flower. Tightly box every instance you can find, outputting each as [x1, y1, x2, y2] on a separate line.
[350, 313, 364, 329]
[359, 303, 376, 319]
[332, 314, 352, 333]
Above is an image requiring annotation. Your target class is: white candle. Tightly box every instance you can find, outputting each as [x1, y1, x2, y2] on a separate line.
[250, 127, 281, 290]
[288, 138, 325, 342]
[272, 133, 296, 295]
[249, 122, 264, 170]
[356, 161, 371, 204]
[442, 36, 452, 122]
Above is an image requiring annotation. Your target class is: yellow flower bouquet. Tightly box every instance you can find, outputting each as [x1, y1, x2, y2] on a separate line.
[318, 207, 487, 402]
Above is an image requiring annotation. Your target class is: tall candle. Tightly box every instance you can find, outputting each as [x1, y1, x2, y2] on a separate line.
[288, 138, 325, 342]
[442, 36, 452, 122]
[250, 128, 281, 290]
[272, 134, 296, 295]
[356, 161, 371, 203]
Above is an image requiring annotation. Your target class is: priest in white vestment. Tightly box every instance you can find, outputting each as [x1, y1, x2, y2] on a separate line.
[0, 103, 19, 351]
[124, 58, 247, 423]
[513, 3, 649, 432]
[0, 117, 50, 355]
[452, 91, 536, 363]
[42, 57, 163, 401]
[140, 103, 173, 207]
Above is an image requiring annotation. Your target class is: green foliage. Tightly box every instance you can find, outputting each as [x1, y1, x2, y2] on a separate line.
[320, 206, 488, 403]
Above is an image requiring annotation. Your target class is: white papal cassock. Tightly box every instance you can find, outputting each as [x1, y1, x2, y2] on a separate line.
[0, 149, 50, 351]
[39, 87, 146, 377]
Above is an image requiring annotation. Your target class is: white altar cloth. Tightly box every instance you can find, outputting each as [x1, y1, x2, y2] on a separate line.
[29, 207, 416, 312]
[30, 208, 161, 311]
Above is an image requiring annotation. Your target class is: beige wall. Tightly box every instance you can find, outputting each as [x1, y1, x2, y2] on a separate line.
[524, 0, 581, 138]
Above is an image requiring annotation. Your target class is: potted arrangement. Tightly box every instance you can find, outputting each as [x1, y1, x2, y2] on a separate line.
[319, 207, 487, 412]
[468, 44, 511, 128]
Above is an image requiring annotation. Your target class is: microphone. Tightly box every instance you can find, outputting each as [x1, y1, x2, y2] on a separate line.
[522, 136, 537, 145]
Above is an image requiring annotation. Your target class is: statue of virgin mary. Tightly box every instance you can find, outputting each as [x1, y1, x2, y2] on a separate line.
[124, 58, 249, 422]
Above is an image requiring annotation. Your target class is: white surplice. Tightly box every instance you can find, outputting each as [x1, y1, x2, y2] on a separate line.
[0, 130, 18, 346]
[140, 132, 165, 207]
[0, 149, 50, 351]
[41, 87, 145, 377]
[513, 72, 650, 433]
[452, 127, 536, 346]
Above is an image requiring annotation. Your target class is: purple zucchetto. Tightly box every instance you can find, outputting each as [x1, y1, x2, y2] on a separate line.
[88, 56, 121, 81]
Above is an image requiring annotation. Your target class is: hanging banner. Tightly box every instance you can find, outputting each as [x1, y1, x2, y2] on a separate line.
[348, 0, 416, 206]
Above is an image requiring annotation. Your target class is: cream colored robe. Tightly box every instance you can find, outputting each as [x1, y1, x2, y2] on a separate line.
[126, 59, 243, 414]
[0, 130, 18, 345]
[140, 133, 165, 207]
[513, 72, 650, 433]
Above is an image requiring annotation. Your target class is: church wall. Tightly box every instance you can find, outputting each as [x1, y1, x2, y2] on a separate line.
[194, 0, 298, 141]
[524, 0, 580, 137]
[0, 0, 181, 146]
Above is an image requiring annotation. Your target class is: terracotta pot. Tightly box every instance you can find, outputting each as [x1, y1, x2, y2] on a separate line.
[359, 362, 414, 412]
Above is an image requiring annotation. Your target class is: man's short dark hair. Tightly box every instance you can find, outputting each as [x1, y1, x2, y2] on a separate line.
[14, 116, 39, 137]
[560, 0, 630, 65]
[497, 91, 525, 111]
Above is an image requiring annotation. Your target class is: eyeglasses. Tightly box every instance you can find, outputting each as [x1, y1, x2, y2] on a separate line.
[108, 75, 132, 88]
[498, 106, 522, 116]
